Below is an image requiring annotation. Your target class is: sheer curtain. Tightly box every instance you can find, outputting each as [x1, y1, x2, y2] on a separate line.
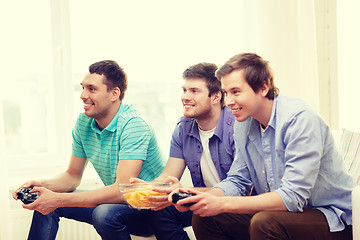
[242, 0, 321, 115]
[337, 0, 360, 132]
[242, 0, 339, 129]
[0, 103, 11, 240]
[69, 0, 245, 156]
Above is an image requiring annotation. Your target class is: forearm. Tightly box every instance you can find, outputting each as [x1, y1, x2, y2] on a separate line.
[209, 187, 226, 196]
[152, 173, 168, 182]
[39, 171, 81, 193]
[222, 192, 287, 214]
[192, 187, 213, 192]
[56, 184, 124, 208]
[154, 157, 186, 182]
[38, 155, 87, 193]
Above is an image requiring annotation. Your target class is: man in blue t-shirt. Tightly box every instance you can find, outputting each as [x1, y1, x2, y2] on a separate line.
[132, 62, 235, 240]
[13, 60, 165, 240]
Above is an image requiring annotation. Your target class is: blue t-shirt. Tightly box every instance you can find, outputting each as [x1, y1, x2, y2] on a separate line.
[216, 94, 356, 232]
[170, 106, 235, 187]
[72, 102, 165, 186]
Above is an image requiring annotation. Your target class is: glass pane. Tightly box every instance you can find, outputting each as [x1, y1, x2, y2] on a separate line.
[69, 0, 243, 153]
[337, 0, 360, 132]
[0, 0, 54, 155]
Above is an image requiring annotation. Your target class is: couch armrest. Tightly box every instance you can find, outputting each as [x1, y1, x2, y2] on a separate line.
[352, 185, 360, 239]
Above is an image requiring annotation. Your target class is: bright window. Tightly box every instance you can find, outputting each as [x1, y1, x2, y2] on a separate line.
[5, 0, 354, 179]
[0, 1, 55, 157]
[337, 0, 360, 132]
[1, 0, 243, 177]
[69, 0, 244, 154]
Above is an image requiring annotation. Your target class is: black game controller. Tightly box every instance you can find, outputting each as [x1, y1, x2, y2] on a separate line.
[172, 192, 196, 207]
[16, 187, 39, 204]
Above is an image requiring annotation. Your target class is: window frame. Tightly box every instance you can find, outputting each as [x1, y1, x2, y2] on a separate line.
[6, 0, 74, 178]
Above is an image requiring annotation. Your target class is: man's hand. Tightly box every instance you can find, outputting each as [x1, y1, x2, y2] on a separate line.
[12, 180, 42, 200]
[169, 188, 199, 212]
[147, 176, 182, 211]
[129, 177, 146, 184]
[169, 188, 226, 217]
[188, 192, 226, 217]
[22, 187, 63, 215]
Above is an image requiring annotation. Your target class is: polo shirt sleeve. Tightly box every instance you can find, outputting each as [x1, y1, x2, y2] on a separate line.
[119, 117, 151, 160]
[169, 123, 184, 159]
[71, 117, 86, 157]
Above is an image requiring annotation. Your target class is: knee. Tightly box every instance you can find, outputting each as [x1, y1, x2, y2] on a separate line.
[192, 213, 201, 229]
[92, 204, 121, 232]
[150, 205, 176, 221]
[192, 214, 210, 233]
[92, 204, 117, 229]
[249, 211, 278, 236]
[33, 208, 60, 221]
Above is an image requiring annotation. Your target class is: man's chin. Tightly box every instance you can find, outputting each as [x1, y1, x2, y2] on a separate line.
[235, 115, 249, 122]
[84, 111, 93, 118]
[183, 111, 195, 118]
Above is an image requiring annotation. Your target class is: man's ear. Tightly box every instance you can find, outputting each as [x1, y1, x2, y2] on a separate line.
[111, 87, 121, 101]
[260, 81, 270, 97]
[212, 91, 222, 104]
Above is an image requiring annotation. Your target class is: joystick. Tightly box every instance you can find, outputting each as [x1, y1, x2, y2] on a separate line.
[16, 187, 39, 204]
[172, 192, 195, 207]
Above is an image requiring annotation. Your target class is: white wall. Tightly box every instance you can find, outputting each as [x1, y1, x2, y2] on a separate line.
[242, 0, 320, 113]
[337, 0, 360, 132]
[0, 103, 11, 240]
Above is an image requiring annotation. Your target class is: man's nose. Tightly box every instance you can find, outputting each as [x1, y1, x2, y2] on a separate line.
[80, 90, 87, 99]
[225, 94, 234, 106]
[182, 91, 191, 100]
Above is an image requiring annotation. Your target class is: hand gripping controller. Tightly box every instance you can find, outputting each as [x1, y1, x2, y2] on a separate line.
[16, 187, 39, 204]
[172, 192, 195, 207]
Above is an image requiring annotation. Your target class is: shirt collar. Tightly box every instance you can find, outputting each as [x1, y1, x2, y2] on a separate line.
[90, 103, 123, 133]
[188, 107, 229, 141]
[267, 94, 279, 129]
[213, 107, 233, 141]
[248, 94, 278, 141]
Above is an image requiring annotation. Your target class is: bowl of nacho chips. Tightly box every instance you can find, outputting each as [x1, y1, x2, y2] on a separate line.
[119, 182, 171, 209]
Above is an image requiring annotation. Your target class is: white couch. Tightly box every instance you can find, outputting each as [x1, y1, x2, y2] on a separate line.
[337, 128, 360, 239]
[353, 185, 360, 239]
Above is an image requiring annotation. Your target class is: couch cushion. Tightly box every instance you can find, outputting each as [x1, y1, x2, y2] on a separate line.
[340, 129, 360, 185]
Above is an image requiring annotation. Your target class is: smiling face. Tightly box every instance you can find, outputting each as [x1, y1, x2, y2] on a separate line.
[181, 78, 213, 120]
[222, 69, 269, 123]
[80, 73, 119, 124]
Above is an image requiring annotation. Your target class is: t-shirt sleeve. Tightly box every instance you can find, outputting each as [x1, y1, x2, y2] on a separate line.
[72, 116, 86, 157]
[119, 117, 152, 160]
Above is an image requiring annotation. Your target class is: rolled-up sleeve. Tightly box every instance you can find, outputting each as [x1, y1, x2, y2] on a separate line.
[169, 124, 185, 159]
[275, 111, 323, 212]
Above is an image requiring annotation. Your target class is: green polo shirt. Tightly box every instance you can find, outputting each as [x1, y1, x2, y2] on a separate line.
[72, 102, 165, 186]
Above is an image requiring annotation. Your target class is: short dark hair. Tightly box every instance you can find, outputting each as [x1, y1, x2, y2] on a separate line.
[216, 53, 279, 100]
[182, 62, 224, 106]
[89, 60, 128, 101]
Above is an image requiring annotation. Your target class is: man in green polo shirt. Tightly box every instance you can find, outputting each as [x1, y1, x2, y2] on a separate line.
[13, 60, 166, 240]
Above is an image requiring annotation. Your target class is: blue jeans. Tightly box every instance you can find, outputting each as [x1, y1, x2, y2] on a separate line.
[27, 204, 153, 240]
[150, 205, 193, 240]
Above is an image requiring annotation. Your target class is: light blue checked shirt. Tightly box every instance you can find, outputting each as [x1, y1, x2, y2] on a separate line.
[215, 94, 355, 232]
